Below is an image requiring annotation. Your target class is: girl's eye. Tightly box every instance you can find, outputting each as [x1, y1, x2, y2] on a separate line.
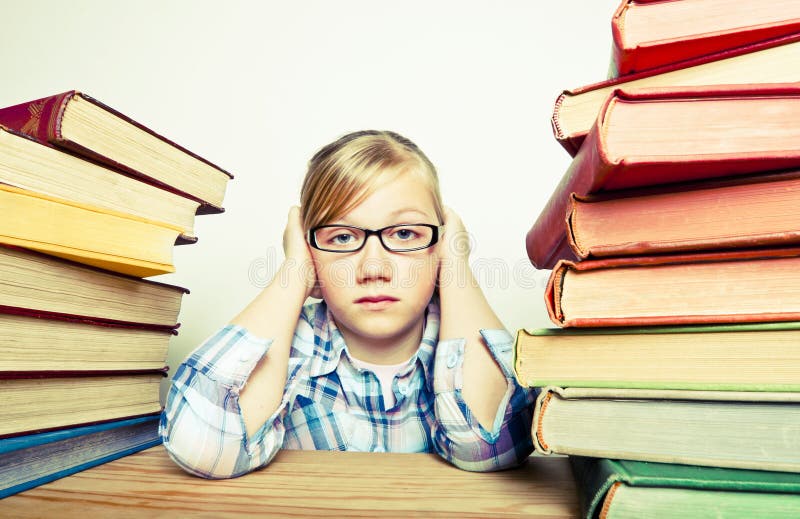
[331, 233, 355, 244]
[393, 228, 418, 240]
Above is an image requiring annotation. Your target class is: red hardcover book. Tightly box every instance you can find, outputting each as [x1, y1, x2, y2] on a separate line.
[552, 32, 800, 156]
[528, 84, 800, 270]
[1, 369, 167, 439]
[610, 0, 800, 76]
[566, 171, 800, 260]
[0, 90, 232, 214]
[545, 247, 800, 328]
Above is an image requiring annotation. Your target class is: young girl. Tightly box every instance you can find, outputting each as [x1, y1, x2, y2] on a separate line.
[161, 130, 535, 478]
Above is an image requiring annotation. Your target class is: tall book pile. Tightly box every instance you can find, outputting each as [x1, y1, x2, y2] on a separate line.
[515, 2, 800, 517]
[0, 91, 232, 498]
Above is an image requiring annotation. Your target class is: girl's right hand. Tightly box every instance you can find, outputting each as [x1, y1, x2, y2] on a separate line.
[282, 206, 321, 299]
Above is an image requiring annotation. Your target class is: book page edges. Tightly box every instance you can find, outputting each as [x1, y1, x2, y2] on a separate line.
[550, 386, 800, 402]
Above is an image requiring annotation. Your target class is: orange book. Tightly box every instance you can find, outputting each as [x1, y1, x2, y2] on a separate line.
[553, 33, 800, 156]
[610, 0, 800, 76]
[528, 84, 800, 270]
[566, 171, 800, 260]
[545, 247, 800, 328]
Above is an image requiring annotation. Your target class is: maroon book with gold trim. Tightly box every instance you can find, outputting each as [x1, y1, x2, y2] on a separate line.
[0, 90, 232, 215]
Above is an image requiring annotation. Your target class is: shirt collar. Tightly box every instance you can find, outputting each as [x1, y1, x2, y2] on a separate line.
[308, 298, 439, 388]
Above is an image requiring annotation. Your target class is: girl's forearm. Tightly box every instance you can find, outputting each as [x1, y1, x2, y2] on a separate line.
[232, 260, 311, 437]
[438, 257, 508, 430]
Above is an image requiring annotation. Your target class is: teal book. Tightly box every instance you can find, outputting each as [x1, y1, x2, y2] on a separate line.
[0, 412, 161, 499]
[571, 456, 800, 519]
[514, 322, 800, 391]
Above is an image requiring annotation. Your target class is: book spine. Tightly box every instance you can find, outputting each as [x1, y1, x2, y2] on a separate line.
[608, 0, 628, 78]
[544, 260, 567, 325]
[533, 390, 555, 454]
[0, 91, 72, 142]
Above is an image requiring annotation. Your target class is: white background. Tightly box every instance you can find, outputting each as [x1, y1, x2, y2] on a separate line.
[1, 1, 620, 400]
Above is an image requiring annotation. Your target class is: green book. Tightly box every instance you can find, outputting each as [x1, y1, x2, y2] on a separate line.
[514, 322, 800, 391]
[571, 456, 800, 519]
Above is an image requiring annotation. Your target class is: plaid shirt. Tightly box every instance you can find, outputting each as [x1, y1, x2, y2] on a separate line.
[160, 300, 535, 478]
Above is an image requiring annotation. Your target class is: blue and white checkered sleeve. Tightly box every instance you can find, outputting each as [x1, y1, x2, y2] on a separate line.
[431, 329, 536, 472]
[160, 322, 298, 479]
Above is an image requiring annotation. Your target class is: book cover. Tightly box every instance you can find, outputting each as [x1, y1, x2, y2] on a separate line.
[514, 322, 800, 391]
[0, 411, 162, 455]
[566, 171, 800, 260]
[0, 369, 167, 439]
[552, 33, 800, 156]
[0, 183, 181, 277]
[0, 413, 162, 499]
[571, 456, 800, 519]
[545, 246, 800, 327]
[0, 244, 187, 327]
[610, 0, 800, 76]
[529, 84, 800, 269]
[0, 124, 199, 240]
[0, 90, 232, 213]
[533, 386, 800, 472]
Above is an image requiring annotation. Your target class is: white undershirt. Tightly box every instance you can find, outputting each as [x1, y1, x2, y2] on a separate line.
[348, 356, 411, 409]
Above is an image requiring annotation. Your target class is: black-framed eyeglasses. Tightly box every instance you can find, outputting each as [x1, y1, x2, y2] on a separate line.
[308, 224, 444, 253]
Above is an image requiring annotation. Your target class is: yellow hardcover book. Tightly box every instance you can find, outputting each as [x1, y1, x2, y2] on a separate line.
[0, 184, 180, 277]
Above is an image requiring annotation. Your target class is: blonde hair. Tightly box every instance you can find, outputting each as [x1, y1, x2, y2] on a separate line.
[300, 130, 444, 230]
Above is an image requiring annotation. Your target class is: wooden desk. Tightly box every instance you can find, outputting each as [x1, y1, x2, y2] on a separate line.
[3, 447, 579, 517]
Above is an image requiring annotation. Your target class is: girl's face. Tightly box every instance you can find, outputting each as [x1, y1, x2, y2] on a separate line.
[311, 173, 440, 348]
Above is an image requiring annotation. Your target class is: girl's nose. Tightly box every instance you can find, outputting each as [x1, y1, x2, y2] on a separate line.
[355, 234, 393, 283]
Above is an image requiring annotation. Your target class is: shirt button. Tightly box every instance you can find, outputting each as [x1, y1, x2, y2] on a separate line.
[446, 351, 459, 369]
[398, 383, 409, 396]
[239, 350, 252, 362]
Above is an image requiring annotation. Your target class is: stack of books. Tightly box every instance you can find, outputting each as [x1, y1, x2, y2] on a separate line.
[515, 2, 800, 517]
[0, 90, 232, 498]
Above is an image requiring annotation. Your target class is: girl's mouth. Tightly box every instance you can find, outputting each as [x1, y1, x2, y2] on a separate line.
[354, 295, 399, 309]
